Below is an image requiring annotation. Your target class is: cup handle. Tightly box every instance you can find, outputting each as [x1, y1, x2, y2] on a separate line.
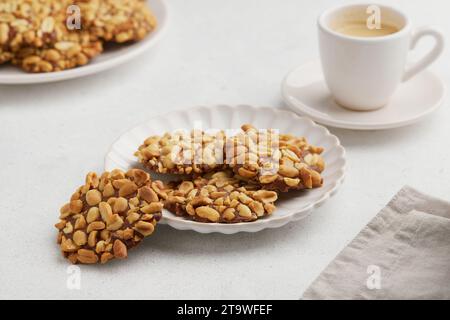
[402, 26, 445, 82]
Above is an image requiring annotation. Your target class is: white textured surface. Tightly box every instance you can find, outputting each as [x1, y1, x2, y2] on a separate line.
[0, 0, 449, 299]
[105, 105, 346, 234]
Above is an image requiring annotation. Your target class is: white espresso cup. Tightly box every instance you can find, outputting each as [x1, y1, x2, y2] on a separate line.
[318, 4, 444, 111]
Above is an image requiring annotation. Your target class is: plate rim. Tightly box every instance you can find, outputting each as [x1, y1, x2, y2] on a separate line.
[281, 60, 447, 130]
[104, 104, 347, 234]
[0, 0, 168, 85]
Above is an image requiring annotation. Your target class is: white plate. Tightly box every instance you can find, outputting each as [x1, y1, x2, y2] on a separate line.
[282, 61, 446, 130]
[0, 0, 168, 85]
[105, 105, 346, 234]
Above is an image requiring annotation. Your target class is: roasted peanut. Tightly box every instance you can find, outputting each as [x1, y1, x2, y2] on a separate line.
[99, 202, 112, 222]
[126, 212, 141, 224]
[249, 201, 264, 217]
[113, 197, 128, 214]
[73, 231, 87, 246]
[237, 204, 252, 218]
[74, 215, 87, 230]
[178, 181, 194, 195]
[195, 206, 220, 222]
[86, 207, 100, 223]
[141, 202, 164, 214]
[134, 221, 155, 236]
[87, 221, 105, 233]
[119, 181, 138, 197]
[103, 183, 115, 197]
[86, 189, 102, 206]
[88, 231, 98, 247]
[253, 190, 278, 203]
[107, 214, 124, 231]
[69, 200, 83, 214]
[113, 240, 128, 259]
[284, 177, 300, 187]
[191, 196, 213, 206]
[278, 165, 299, 178]
[138, 186, 159, 203]
[63, 222, 73, 234]
[77, 249, 98, 264]
[222, 208, 236, 221]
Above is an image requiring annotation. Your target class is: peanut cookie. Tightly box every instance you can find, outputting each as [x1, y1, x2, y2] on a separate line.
[12, 32, 103, 72]
[0, 0, 104, 72]
[227, 124, 325, 192]
[279, 133, 325, 173]
[135, 129, 227, 175]
[0, 0, 72, 63]
[55, 169, 165, 264]
[76, 0, 157, 43]
[165, 171, 278, 223]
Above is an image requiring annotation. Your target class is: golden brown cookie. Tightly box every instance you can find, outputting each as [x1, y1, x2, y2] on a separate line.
[1, 0, 156, 72]
[0, 0, 104, 72]
[0, 0, 73, 63]
[135, 129, 227, 175]
[227, 124, 325, 192]
[278, 132, 325, 173]
[55, 169, 165, 264]
[12, 32, 102, 72]
[165, 171, 278, 223]
[76, 0, 157, 43]
[136, 124, 326, 193]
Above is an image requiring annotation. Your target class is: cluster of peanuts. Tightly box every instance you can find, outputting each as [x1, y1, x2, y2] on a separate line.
[136, 124, 325, 192]
[136, 124, 325, 223]
[55, 169, 165, 264]
[0, 0, 156, 72]
[165, 171, 278, 223]
[135, 130, 227, 175]
[79, 0, 157, 43]
[227, 124, 325, 192]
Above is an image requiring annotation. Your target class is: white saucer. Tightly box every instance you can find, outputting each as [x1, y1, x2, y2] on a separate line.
[281, 61, 446, 130]
[0, 0, 167, 85]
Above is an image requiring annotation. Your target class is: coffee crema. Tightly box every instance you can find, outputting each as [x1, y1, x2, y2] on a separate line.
[334, 21, 399, 37]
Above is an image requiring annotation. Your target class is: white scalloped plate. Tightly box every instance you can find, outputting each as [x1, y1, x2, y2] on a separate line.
[0, 0, 168, 84]
[105, 105, 346, 234]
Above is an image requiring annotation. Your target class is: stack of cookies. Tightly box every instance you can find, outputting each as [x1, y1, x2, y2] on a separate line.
[55, 124, 325, 264]
[136, 124, 325, 223]
[0, 0, 156, 72]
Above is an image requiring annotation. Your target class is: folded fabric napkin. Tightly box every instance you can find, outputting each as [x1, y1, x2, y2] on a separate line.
[303, 186, 450, 300]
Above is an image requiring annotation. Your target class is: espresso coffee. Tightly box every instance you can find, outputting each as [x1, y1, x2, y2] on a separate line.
[319, 4, 444, 110]
[335, 21, 399, 37]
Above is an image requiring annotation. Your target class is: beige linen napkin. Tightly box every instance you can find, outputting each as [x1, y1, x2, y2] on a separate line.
[303, 186, 450, 300]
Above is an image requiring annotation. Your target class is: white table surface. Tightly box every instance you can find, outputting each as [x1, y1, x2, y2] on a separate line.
[0, 0, 449, 300]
